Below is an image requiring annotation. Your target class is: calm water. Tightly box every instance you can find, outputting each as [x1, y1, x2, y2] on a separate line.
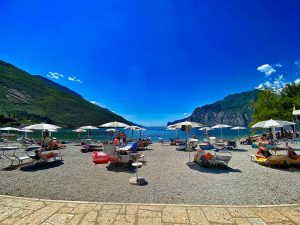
[6, 127, 252, 142]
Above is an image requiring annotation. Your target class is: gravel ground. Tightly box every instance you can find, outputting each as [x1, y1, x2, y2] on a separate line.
[0, 143, 299, 205]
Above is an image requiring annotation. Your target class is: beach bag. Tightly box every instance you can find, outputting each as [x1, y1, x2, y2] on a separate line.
[204, 152, 211, 160]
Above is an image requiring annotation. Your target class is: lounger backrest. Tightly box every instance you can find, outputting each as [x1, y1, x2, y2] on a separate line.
[209, 137, 216, 145]
[132, 142, 137, 153]
[103, 144, 116, 155]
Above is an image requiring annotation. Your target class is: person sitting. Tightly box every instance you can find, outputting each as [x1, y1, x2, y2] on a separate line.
[33, 150, 58, 160]
[33, 150, 42, 160]
[138, 138, 144, 148]
[49, 138, 59, 150]
[256, 142, 272, 158]
[287, 146, 300, 160]
[113, 138, 120, 146]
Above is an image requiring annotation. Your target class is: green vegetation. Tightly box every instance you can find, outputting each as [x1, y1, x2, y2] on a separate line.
[0, 60, 131, 128]
[251, 83, 300, 124]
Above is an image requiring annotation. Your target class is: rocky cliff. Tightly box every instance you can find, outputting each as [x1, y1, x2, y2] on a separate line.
[168, 90, 259, 127]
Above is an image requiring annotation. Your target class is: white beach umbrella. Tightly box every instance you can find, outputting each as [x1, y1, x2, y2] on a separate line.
[0, 127, 20, 131]
[73, 128, 87, 139]
[166, 127, 178, 138]
[100, 121, 129, 128]
[79, 125, 98, 139]
[125, 126, 142, 138]
[23, 123, 61, 140]
[73, 128, 87, 133]
[231, 126, 246, 139]
[199, 127, 213, 131]
[211, 124, 231, 139]
[19, 129, 33, 138]
[251, 119, 295, 128]
[169, 121, 204, 162]
[105, 128, 117, 140]
[251, 119, 296, 148]
[137, 127, 146, 138]
[100, 121, 129, 138]
[199, 127, 213, 137]
[0, 127, 20, 134]
[79, 125, 98, 130]
[24, 123, 61, 130]
[169, 121, 203, 129]
[105, 128, 116, 132]
[0, 127, 20, 138]
[47, 129, 57, 137]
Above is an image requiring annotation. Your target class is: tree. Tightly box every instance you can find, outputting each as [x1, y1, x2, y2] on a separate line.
[0, 114, 4, 126]
[251, 89, 280, 124]
[278, 82, 300, 121]
[251, 82, 300, 124]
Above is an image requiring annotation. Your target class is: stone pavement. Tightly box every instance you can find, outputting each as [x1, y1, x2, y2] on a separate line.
[0, 195, 299, 225]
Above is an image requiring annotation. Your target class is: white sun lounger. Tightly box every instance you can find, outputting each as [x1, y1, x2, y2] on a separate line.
[1, 146, 32, 167]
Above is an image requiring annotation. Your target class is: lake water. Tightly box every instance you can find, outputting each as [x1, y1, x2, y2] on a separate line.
[10, 126, 253, 142]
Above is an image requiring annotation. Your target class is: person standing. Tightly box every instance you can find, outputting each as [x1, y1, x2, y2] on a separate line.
[122, 132, 127, 146]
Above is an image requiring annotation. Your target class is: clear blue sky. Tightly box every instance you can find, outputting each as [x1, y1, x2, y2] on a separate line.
[1, 0, 300, 126]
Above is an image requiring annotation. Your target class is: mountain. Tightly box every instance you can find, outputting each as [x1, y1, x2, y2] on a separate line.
[0, 60, 132, 127]
[168, 90, 259, 127]
[34, 75, 82, 98]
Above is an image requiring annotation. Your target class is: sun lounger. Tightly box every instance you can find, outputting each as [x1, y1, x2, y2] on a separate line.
[28, 151, 63, 164]
[103, 143, 116, 155]
[248, 154, 256, 161]
[105, 142, 145, 165]
[24, 146, 63, 164]
[82, 143, 102, 152]
[186, 141, 197, 151]
[118, 145, 132, 151]
[194, 149, 232, 167]
[1, 146, 32, 167]
[161, 142, 170, 146]
[254, 154, 289, 167]
[225, 140, 237, 149]
[3, 154, 31, 166]
[176, 144, 186, 151]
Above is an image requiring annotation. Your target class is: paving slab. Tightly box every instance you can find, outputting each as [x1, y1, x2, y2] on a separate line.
[252, 208, 290, 223]
[202, 207, 235, 224]
[0, 195, 299, 225]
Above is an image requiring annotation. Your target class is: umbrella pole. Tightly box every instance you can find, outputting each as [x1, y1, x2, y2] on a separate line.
[272, 126, 277, 154]
[187, 128, 191, 162]
[135, 156, 139, 179]
[220, 128, 223, 140]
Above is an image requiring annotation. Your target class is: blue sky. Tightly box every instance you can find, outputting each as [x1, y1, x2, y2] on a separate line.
[1, 0, 300, 126]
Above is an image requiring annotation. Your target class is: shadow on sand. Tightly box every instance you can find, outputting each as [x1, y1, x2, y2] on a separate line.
[260, 164, 300, 172]
[1, 161, 35, 171]
[20, 161, 64, 172]
[186, 162, 242, 174]
[231, 148, 248, 152]
[106, 164, 136, 174]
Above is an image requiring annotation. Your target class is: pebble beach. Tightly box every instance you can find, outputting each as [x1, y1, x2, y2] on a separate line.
[0, 143, 299, 205]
